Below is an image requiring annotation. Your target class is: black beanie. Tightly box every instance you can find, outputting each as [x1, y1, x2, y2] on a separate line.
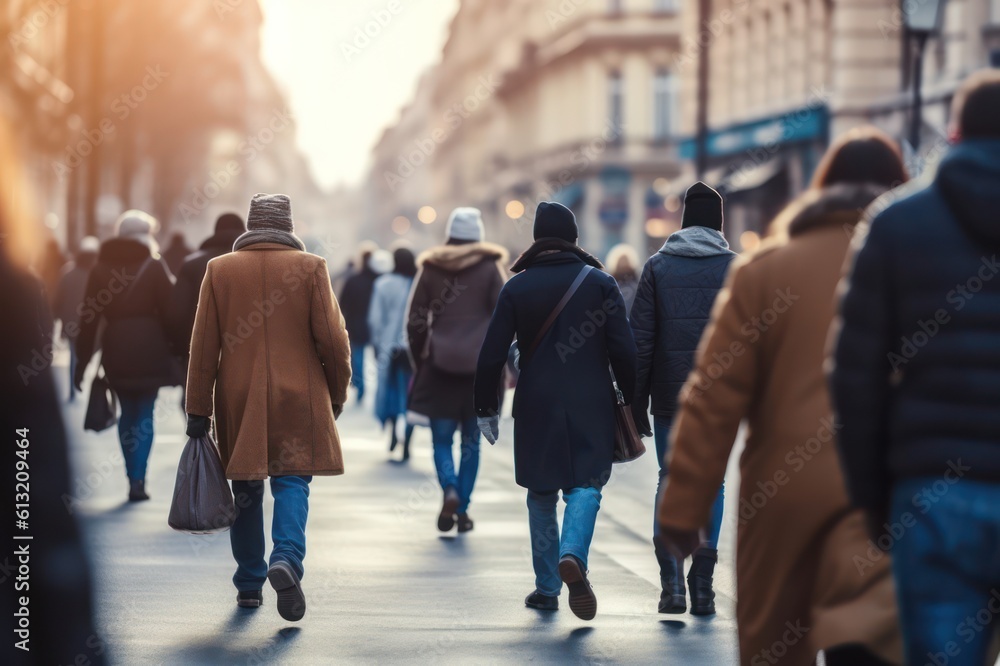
[533, 201, 578, 243]
[681, 182, 724, 232]
[215, 212, 246, 234]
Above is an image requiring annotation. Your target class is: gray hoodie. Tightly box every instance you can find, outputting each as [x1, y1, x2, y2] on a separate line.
[658, 225, 733, 258]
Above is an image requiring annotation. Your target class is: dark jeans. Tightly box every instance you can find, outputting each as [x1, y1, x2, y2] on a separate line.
[653, 416, 725, 577]
[117, 389, 158, 482]
[430, 417, 480, 513]
[350, 341, 366, 399]
[230, 476, 312, 592]
[890, 476, 1000, 666]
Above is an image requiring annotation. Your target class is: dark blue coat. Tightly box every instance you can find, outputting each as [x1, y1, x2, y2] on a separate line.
[475, 249, 637, 492]
[630, 227, 736, 427]
[832, 139, 1000, 518]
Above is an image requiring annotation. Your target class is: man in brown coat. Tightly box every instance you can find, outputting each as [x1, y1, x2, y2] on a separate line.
[657, 130, 908, 664]
[186, 193, 351, 622]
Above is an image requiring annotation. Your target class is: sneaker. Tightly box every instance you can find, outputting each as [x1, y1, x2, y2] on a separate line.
[524, 590, 558, 611]
[267, 561, 306, 622]
[456, 513, 474, 533]
[237, 590, 263, 608]
[558, 555, 597, 621]
[437, 487, 460, 532]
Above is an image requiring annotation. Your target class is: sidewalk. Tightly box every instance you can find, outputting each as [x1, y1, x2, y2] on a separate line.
[59, 360, 740, 665]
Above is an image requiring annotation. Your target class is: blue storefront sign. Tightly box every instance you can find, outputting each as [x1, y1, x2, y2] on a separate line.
[679, 104, 829, 160]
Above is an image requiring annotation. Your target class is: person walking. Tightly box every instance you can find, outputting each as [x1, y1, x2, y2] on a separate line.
[338, 241, 380, 404]
[368, 246, 417, 458]
[172, 212, 245, 355]
[832, 72, 1000, 666]
[185, 193, 351, 621]
[605, 243, 641, 316]
[54, 235, 99, 402]
[161, 231, 191, 277]
[475, 201, 637, 621]
[75, 211, 181, 502]
[630, 182, 735, 615]
[406, 207, 508, 533]
[657, 129, 907, 665]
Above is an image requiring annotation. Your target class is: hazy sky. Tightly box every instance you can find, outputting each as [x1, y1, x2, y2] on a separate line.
[260, 0, 459, 190]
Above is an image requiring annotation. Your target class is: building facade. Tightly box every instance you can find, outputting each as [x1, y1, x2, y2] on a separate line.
[678, 0, 1000, 247]
[369, 0, 687, 258]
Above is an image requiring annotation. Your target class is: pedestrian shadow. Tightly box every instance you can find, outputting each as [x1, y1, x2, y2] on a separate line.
[223, 606, 259, 631]
[166, 626, 301, 665]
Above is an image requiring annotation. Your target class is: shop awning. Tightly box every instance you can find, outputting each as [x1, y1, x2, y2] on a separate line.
[719, 157, 785, 195]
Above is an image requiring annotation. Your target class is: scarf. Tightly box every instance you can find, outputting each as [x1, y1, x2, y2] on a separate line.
[232, 229, 306, 252]
[510, 237, 604, 273]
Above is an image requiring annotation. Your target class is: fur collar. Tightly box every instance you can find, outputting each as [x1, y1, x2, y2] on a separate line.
[510, 238, 604, 273]
[772, 183, 889, 237]
[417, 241, 509, 272]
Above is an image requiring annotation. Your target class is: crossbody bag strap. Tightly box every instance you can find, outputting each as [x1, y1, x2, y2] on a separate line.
[526, 265, 593, 359]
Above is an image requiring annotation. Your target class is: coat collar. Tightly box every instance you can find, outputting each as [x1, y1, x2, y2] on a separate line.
[510, 238, 603, 273]
[417, 241, 509, 272]
[234, 242, 298, 252]
[773, 183, 891, 237]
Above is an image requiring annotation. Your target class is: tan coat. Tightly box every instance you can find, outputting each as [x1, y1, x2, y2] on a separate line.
[186, 243, 351, 480]
[658, 185, 902, 665]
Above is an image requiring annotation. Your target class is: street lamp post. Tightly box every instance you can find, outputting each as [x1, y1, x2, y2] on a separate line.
[904, 0, 946, 153]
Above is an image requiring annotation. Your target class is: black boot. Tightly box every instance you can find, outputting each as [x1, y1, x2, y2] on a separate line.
[655, 538, 686, 613]
[128, 479, 150, 502]
[688, 547, 718, 616]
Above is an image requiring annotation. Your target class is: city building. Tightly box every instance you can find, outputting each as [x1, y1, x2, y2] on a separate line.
[369, 0, 687, 258]
[677, 0, 1000, 247]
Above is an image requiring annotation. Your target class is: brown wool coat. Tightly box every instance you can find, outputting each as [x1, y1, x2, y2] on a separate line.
[186, 243, 352, 480]
[658, 185, 903, 665]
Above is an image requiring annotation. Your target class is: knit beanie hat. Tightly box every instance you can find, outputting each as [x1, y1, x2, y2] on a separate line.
[247, 193, 293, 232]
[445, 207, 485, 242]
[681, 182, 724, 232]
[115, 209, 158, 248]
[533, 201, 578, 243]
[215, 212, 245, 235]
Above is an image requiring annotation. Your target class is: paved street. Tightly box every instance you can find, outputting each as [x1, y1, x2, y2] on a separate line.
[58, 354, 741, 665]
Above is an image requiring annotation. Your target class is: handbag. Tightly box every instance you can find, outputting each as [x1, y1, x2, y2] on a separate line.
[610, 368, 646, 464]
[167, 433, 236, 534]
[83, 363, 118, 432]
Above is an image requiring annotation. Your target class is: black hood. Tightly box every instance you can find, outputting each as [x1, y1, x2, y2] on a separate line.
[199, 229, 243, 252]
[936, 139, 1000, 246]
[97, 237, 151, 267]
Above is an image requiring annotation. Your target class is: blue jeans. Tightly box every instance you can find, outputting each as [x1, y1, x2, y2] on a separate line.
[526, 487, 603, 597]
[890, 476, 1000, 666]
[117, 390, 158, 482]
[350, 342, 366, 399]
[230, 476, 312, 592]
[653, 416, 724, 577]
[431, 417, 480, 513]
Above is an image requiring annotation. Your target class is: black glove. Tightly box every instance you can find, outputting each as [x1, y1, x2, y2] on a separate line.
[186, 414, 210, 438]
[631, 404, 653, 438]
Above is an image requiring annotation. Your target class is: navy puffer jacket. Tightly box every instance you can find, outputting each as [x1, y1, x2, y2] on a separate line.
[630, 226, 736, 427]
[832, 139, 1000, 518]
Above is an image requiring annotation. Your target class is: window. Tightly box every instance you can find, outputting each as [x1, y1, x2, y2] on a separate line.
[609, 70, 625, 137]
[653, 69, 678, 140]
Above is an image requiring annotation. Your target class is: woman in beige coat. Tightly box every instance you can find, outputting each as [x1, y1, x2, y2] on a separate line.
[657, 129, 908, 665]
[186, 193, 351, 622]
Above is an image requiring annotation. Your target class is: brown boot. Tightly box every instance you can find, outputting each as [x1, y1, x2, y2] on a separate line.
[437, 487, 460, 531]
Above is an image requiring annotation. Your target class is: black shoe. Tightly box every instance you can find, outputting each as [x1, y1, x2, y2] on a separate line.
[655, 537, 686, 613]
[456, 513, 473, 533]
[524, 590, 558, 611]
[688, 548, 718, 616]
[237, 590, 262, 608]
[389, 427, 398, 452]
[128, 480, 150, 502]
[558, 555, 597, 621]
[267, 561, 306, 622]
[437, 487, 460, 532]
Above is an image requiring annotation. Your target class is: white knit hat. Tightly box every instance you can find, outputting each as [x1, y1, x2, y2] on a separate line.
[445, 207, 484, 242]
[369, 249, 394, 275]
[115, 210, 158, 249]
